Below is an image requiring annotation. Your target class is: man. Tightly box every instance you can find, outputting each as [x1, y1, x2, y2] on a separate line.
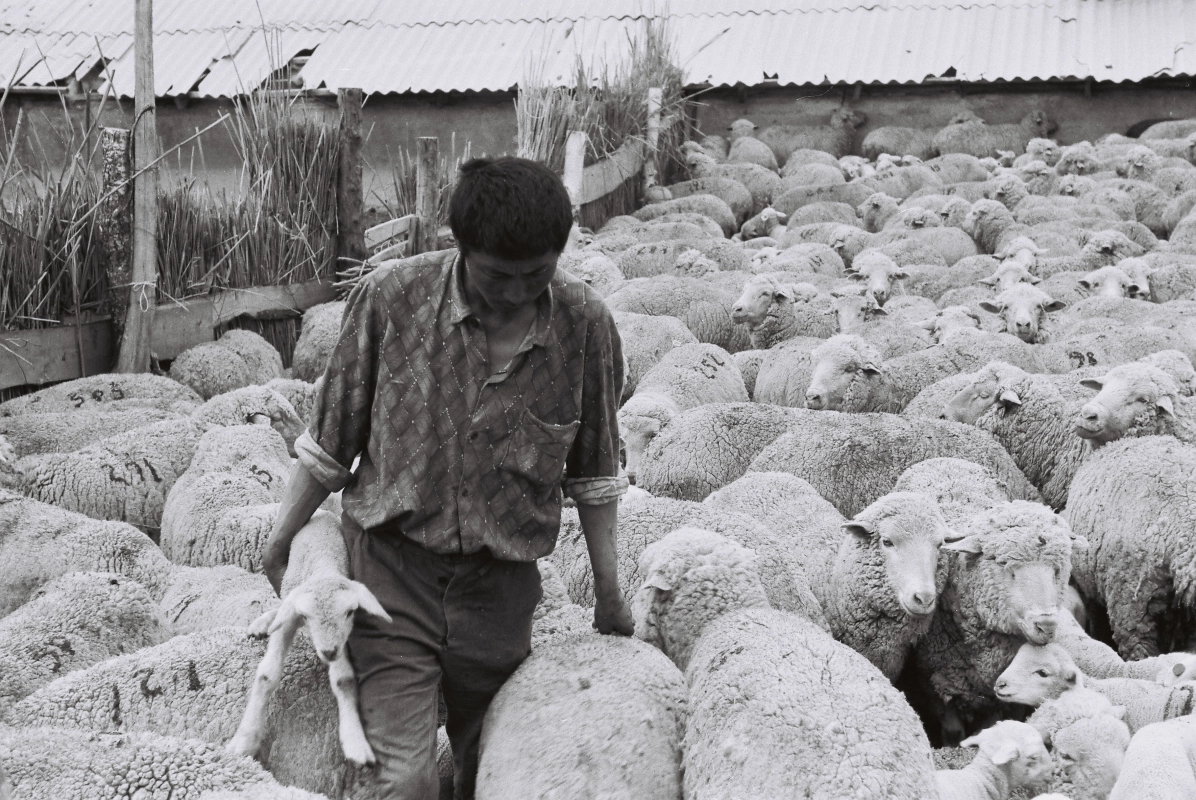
[261, 156, 632, 799]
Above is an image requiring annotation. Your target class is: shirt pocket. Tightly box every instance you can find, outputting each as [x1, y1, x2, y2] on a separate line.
[498, 407, 581, 490]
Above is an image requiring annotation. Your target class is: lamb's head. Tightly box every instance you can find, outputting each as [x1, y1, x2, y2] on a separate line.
[674, 248, 719, 277]
[1115, 145, 1161, 180]
[980, 261, 1041, 292]
[740, 207, 787, 240]
[846, 250, 907, 306]
[618, 391, 680, 484]
[858, 193, 900, 233]
[959, 721, 1053, 794]
[727, 118, 758, 141]
[993, 642, 1082, 706]
[193, 386, 306, 456]
[1051, 715, 1131, 800]
[632, 527, 770, 671]
[875, 153, 902, 173]
[1077, 266, 1138, 299]
[979, 283, 1066, 343]
[749, 246, 782, 270]
[1079, 230, 1143, 267]
[838, 155, 872, 181]
[918, 306, 981, 343]
[995, 150, 1017, 168]
[941, 501, 1073, 645]
[938, 196, 973, 228]
[944, 361, 1029, 424]
[828, 226, 872, 265]
[1021, 110, 1057, 138]
[1025, 138, 1062, 167]
[1055, 173, 1095, 197]
[1074, 362, 1180, 444]
[684, 148, 720, 177]
[986, 174, 1029, 211]
[805, 334, 885, 411]
[840, 492, 955, 619]
[1116, 257, 1154, 300]
[272, 575, 391, 664]
[1055, 142, 1101, 176]
[1017, 160, 1060, 195]
[832, 287, 888, 332]
[830, 107, 867, 129]
[732, 274, 793, 327]
[888, 207, 942, 231]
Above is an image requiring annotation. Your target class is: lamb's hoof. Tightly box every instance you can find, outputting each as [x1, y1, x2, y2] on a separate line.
[342, 736, 377, 767]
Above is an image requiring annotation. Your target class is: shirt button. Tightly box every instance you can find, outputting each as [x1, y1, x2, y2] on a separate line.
[468, 431, 478, 441]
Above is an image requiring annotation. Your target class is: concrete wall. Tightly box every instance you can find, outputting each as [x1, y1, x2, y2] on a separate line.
[691, 80, 1196, 153]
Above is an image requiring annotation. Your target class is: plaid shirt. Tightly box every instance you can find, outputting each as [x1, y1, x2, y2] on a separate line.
[295, 249, 627, 561]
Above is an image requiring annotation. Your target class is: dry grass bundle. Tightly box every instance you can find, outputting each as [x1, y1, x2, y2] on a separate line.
[377, 135, 472, 226]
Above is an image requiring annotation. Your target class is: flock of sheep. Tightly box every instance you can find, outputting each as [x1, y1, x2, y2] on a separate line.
[2, 105, 1196, 799]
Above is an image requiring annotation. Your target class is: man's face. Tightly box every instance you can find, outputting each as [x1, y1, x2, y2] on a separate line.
[463, 250, 560, 314]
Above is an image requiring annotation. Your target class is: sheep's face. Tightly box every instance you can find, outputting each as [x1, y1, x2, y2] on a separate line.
[978, 285, 1065, 343]
[982, 262, 1039, 292]
[1074, 366, 1177, 443]
[987, 176, 1027, 210]
[805, 336, 883, 411]
[843, 495, 952, 618]
[832, 291, 887, 332]
[732, 279, 790, 326]
[858, 194, 896, 232]
[1026, 138, 1061, 166]
[1052, 717, 1131, 799]
[727, 119, 757, 141]
[993, 643, 1077, 706]
[276, 577, 391, 665]
[617, 411, 665, 484]
[1080, 232, 1139, 266]
[847, 254, 906, 306]
[831, 108, 867, 129]
[1077, 267, 1136, 299]
[960, 721, 1052, 791]
[920, 308, 980, 343]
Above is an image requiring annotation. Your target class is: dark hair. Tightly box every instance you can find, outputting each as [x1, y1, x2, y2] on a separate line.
[449, 156, 573, 259]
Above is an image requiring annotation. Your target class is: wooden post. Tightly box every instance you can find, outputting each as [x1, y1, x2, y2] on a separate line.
[117, 0, 158, 374]
[98, 127, 132, 347]
[336, 88, 367, 265]
[643, 87, 663, 192]
[563, 130, 587, 220]
[414, 136, 440, 255]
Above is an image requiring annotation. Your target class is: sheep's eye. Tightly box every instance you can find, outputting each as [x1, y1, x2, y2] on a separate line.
[1034, 668, 1050, 678]
[345, 609, 355, 618]
[845, 364, 858, 373]
[880, 538, 894, 548]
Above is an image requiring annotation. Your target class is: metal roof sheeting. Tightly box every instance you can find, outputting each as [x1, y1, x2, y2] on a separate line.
[3, 0, 1195, 96]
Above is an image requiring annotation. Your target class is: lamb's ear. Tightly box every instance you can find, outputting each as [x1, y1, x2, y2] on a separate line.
[892, 270, 909, 280]
[352, 582, 392, 624]
[942, 535, 984, 556]
[776, 212, 788, 224]
[978, 275, 999, 286]
[978, 301, 1004, 314]
[1043, 300, 1067, 313]
[1157, 394, 1175, 416]
[861, 362, 882, 377]
[959, 733, 981, 749]
[842, 520, 875, 541]
[1077, 278, 1094, 290]
[1080, 378, 1104, 391]
[988, 741, 1021, 767]
[848, 272, 866, 281]
[643, 573, 673, 592]
[997, 388, 1022, 409]
[267, 594, 300, 635]
[1027, 274, 1042, 284]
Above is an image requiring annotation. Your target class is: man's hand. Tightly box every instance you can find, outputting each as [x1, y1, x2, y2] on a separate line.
[262, 536, 290, 596]
[593, 586, 634, 636]
[263, 461, 334, 597]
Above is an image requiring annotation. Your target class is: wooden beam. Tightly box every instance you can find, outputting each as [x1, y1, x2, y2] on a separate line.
[579, 139, 644, 205]
[0, 321, 116, 391]
[117, 0, 158, 374]
[643, 87, 663, 193]
[98, 127, 132, 343]
[563, 130, 587, 218]
[336, 88, 367, 266]
[364, 214, 414, 252]
[414, 136, 440, 255]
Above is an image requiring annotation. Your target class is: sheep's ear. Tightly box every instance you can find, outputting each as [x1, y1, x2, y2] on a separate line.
[776, 212, 788, 223]
[918, 318, 937, 331]
[861, 362, 882, 377]
[1157, 394, 1175, 416]
[942, 535, 984, 556]
[848, 272, 865, 281]
[988, 741, 1021, 767]
[352, 582, 392, 624]
[842, 520, 875, 541]
[868, 307, 889, 318]
[1027, 274, 1042, 285]
[1080, 378, 1104, 391]
[643, 573, 673, 592]
[1077, 278, 1093, 290]
[249, 412, 272, 426]
[978, 276, 999, 286]
[997, 388, 1022, 409]
[960, 733, 981, 749]
[978, 301, 1004, 314]
[892, 270, 909, 280]
[1043, 300, 1067, 312]
[267, 595, 300, 635]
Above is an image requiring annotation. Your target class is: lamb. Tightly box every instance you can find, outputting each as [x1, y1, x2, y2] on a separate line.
[994, 641, 1196, 734]
[227, 510, 390, 768]
[739, 206, 788, 239]
[1066, 436, 1196, 659]
[1108, 717, 1196, 799]
[933, 111, 1057, 159]
[618, 343, 748, 484]
[846, 249, 907, 305]
[730, 274, 837, 347]
[773, 181, 877, 218]
[687, 149, 781, 215]
[660, 177, 753, 225]
[632, 194, 738, 237]
[475, 634, 687, 799]
[263, 377, 319, 424]
[778, 161, 844, 188]
[757, 106, 868, 163]
[1014, 138, 1063, 168]
[558, 250, 626, 296]
[0, 407, 182, 458]
[0, 572, 169, 712]
[612, 310, 699, 400]
[632, 527, 940, 799]
[212, 329, 285, 385]
[1075, 361, 1196, 445]
[605, 276, 751, 353]
[934, 721, 1053, 800]
[725, 122, 780, 171]
[913, 501, 1075, 740]
[1044, 714, 1133, 800]
[0, 373, 201, 417]
[978, 283, 1067, 343]
[168, 341, 253, 400]
[0, 727, 327, 800]
[1077, 265, 1142, 298]
[838, 154, 876, 180]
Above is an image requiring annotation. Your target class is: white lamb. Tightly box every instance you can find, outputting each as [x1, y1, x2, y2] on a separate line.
[227, 510, 391, 766]
[934, 721, 1053, 800]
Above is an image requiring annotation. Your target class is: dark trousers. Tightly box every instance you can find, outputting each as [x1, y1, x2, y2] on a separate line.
[343, 519, 542, 800]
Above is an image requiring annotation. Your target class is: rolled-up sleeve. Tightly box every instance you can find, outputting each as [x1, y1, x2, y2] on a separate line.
[564, 304, 628, 505]
[298, 276, 386, 492]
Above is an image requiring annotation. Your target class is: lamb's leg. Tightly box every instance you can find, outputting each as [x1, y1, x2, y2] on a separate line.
[328, 651, 376, 766]
[226, 617, 299, 757]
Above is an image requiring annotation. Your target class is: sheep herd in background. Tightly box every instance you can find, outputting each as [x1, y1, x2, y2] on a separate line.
[3, 107, 1196, 799]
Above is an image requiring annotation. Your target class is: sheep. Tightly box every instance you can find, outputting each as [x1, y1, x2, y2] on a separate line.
[612, 310, 699, 400]
[660, 177, 753, 226]
[725, 124, 780, 172]
[213, 329, 285, 385]
[1013, 138, 1063, 168]
[633, 194, 738, 237]
[632, 527, 940, 799]
[884, 294, 939, 323]
[741, 409, 1040, 516]
[833, 290, 935, 359]
[0, 572, 169, 713]
[933, 111, 1057, 159]
[696, 133, 729, 161]
[778, 161, 845, 189]
[476, 634, 686, 799]
[263, 377, 318, 425]
[846, 249, 907, 305]
[978, 283, 1067, 343]
[860, 164, 947, 202]
[1075, 361, 1196, 445]
[687, 150, 781, 215]
[0, 373, 201, 417]
[913, 501, 1075, 741]
[934, 721, 1053, 800]
[994, 641, 1196, 734]
[1162, 190, 1196, 235]
[757, 107, 868, 163]
[804, 334, 903, 413]
[1107, 716, 1196, 799]
[739, 206, 787, 239]
[0, 407, 183, 458]
[1076, 265, 1142, 299]
[862, 125, 944, 162]
[752, 242, 844, 275]
[892, 457, 1016, 529]
[619, 343, 748, 484]
[1038, 714, 1132, 800]
[558, 250, 626, 296]
[605, 276, 751, 353]
[1144, 257, 1196, 302]
[168, 341, 253, 400]
[860, 193, 901, 233]
[730, 274, 837, 347]
[838, 154, 876, 180]
[1067, 436, 1196, 659]
[0, 727, 324, 800]
[158, 563, 280, 634]
[1055, 141, 1111, 176]
[751, 335, 835, 408]
[773, 181, 877, 218]
[786, 200, 860, 228]
[616, 241, 720, 279]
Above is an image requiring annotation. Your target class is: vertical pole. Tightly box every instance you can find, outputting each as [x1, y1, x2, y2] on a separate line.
[336, 88, 366, 266]
[99, 127, 132, 348]
[562, 130, 587, 220]
[414, 136, 440, 255]
[117, 0, 158, 373]
[643, 87, 663, 194]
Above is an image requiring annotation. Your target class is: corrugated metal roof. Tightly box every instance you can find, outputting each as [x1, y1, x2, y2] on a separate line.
[3, 0, 1195, 96]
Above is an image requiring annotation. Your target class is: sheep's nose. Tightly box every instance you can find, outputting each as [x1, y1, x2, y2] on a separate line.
[912, 590, 935, 609]
[994, 677, 1008, 691]
[1080, 406, 1099, 422]
[805, 391, 825, 410]
[1033, 618, 1057, 641]
[320, 647, 339, 662]
[732, 303, 745, 314]
[626, 473, 636, 486]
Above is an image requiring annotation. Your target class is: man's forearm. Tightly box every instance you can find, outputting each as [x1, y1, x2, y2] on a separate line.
[577, 499, 621, 599]
[270, 461, 333, 549]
